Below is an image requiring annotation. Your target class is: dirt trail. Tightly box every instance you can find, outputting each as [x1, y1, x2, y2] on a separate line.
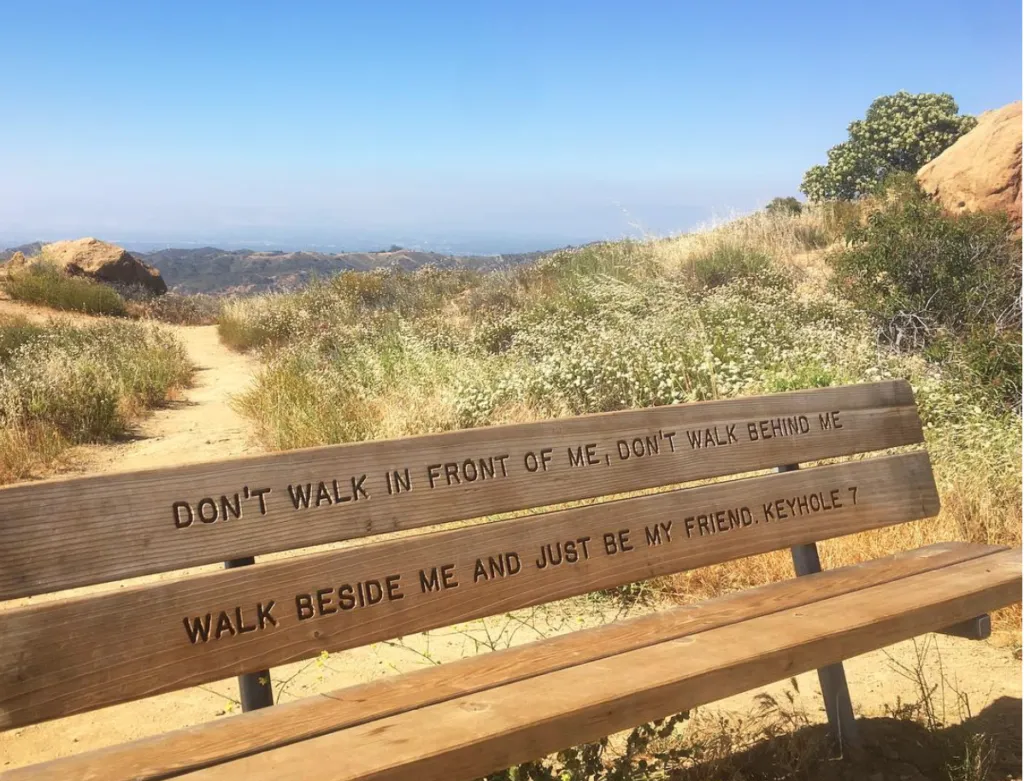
[87, 324, 260, 472]
[0, 305, 1020, 775]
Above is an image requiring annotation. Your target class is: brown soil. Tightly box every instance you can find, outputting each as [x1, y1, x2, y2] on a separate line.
[0, 308, 1019, 778]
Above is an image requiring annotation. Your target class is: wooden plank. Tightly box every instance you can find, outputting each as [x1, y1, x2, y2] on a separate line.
[171, 549, 1024, 781]
[4, 542, 1003, 781]
[0, 453, 939, 729]
[0, 381, 922, 598]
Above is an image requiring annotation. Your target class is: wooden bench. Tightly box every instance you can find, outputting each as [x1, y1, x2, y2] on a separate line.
[0, 380, 1019, 780]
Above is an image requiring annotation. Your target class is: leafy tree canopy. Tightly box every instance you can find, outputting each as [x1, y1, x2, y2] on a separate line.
[801, 92, 976, 202]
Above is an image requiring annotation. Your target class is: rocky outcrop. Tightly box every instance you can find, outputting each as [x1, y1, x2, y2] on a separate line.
[917, 101, 1022, 232]
[4, 251, 27, 268]
[8, 238, 168, 295]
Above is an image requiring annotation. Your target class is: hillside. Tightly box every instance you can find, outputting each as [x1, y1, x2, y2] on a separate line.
[1, 243, 557, 294]
[0, 241, 44, 260]
[139, 246, 561, 293]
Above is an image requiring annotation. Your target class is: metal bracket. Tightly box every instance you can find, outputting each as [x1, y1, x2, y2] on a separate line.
[938, 614, 991, 641]
[224, 556, 275, 712]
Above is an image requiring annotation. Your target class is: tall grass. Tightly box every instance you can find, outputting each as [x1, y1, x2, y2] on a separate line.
[2, 263, 128, 316]
[0, 315, 193, 484]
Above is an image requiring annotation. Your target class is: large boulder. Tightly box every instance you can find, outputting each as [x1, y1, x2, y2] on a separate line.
[32, 238, 167, 295]
[917, 101, 1022, 233]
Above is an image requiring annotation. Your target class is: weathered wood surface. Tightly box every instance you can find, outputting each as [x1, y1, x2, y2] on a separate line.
[0, 381, 922, 598]
[0, 453, 939, 729]
[174, 550, 1024, 780]
[5, 542, 1005, 781]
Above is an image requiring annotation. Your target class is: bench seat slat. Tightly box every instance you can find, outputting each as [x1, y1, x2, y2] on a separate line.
[173, 549, 1023, 781]
[0, 452, 939, 730]
[3, 541, 1009, 781]
[0, 381, 922, 599]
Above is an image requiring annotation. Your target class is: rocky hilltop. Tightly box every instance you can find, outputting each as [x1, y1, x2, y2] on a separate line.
[138, 246, 554, 294]
[2, 237, 167, 294]
[917, 100, 1022, 233]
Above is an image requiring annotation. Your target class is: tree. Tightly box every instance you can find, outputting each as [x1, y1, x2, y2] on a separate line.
[801, 92, 976, 201]
[765, 196, 803, 216]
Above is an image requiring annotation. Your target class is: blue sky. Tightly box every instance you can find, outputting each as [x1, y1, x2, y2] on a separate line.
[2, 1, 1021, 253]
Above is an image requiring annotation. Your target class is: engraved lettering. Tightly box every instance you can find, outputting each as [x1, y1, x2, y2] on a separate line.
[173, 501, 194, 529]
[197, 498, 217, 524]
[385, 573, 404, 600]
[316, 587, 336, 615]
[219, 494, 242, 521]
[257, 600, 277, 629]
[315, 482, 333, 507]
[644, 520, 673, 546]
[234, 606, 257, 634]
[296, 593, 315, 620]
[351, 474, 368, 500]
[183, 614, 211, 644]
[252, 487, 272, 514]
[288, 483, 313, 509]
[214, 611, 235, 639]
[818, 411, 843, 430]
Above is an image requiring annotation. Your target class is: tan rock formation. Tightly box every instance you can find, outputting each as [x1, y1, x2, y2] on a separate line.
[19, 238, 167, 295]
[917, 101, 1022, 232]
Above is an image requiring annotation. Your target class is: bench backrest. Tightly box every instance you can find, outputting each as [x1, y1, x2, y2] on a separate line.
[0, 380, 938, 730]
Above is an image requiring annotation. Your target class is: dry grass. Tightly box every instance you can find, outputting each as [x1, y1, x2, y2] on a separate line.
[121, 289, 223, 325]
[0, 315, 194, 484]
[648, 206, 834, 273]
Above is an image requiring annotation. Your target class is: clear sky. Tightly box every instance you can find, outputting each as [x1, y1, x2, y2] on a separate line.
[2, 1, 1021, 253]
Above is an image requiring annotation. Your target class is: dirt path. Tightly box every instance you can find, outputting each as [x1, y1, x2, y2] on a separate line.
[85, 324, 260, 472]
[0, 307, 1020, 776]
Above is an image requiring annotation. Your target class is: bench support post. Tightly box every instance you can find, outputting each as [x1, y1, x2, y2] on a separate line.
[224, 556, 275, 712]
[777, 465, 861, 754]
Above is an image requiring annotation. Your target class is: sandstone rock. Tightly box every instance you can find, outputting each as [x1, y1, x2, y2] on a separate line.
[35, 238, 167, 295]
[4, 251, 27, 269]
[917, 101, 1022, 233]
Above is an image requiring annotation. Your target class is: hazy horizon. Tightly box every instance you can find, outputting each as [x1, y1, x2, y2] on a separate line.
[0, 202, 729, 256]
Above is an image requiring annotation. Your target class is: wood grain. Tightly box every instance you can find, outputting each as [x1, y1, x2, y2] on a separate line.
[0, 381, 922, 598]
[4, 542, 1003, 781]
[0, 453, 939, 729]
[171, 550, 1022, 781]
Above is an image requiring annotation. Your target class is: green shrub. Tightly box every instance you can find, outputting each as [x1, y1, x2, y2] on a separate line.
[830, 191, 1020, 338]
[687, 245, 773, 289]
[829, 186, 1021, 409]
[765, 196, 803, 216]
[927, 327, 1022, 411]
[3, 264, 127, 316]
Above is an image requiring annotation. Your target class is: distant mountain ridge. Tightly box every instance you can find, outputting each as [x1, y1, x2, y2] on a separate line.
[0, 242, 560, 294]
